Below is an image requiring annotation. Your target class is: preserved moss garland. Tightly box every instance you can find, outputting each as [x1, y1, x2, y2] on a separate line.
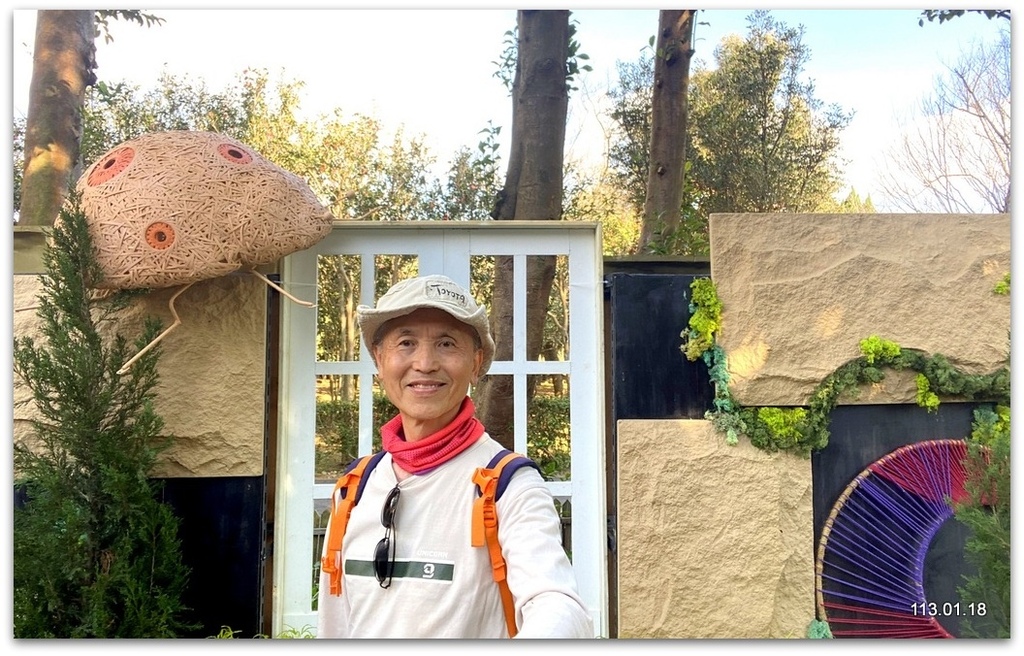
[681, 279, 1011, 456]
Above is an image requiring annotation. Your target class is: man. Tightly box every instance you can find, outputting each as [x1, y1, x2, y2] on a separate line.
[316, 274, 593, 639]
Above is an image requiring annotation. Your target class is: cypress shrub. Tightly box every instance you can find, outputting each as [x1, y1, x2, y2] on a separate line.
[13, 192, 195, 637]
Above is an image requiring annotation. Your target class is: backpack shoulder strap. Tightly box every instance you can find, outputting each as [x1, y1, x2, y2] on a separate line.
[471, 449, 541, 638]
[321, 451, 386, 597]
[350, 450, 387, 504]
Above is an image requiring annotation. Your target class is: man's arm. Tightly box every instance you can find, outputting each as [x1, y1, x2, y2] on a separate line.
[497, 468, 594, 638]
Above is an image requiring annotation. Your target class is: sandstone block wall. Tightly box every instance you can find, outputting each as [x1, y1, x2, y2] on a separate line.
[617, 419, 814, 638]
[13, 272, 267, 478]
[709, 213, 1010, 406]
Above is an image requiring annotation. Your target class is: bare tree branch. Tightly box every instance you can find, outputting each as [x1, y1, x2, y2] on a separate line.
[879, 28, 1009, 213]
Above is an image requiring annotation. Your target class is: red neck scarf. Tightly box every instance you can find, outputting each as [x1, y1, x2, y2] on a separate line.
[381, 397, 485, 474]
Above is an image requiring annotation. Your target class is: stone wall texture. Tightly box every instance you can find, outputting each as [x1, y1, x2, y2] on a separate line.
[709, 213, 1010, 406]
[617, 419, 814, 638]
[13, 273, 267, 478]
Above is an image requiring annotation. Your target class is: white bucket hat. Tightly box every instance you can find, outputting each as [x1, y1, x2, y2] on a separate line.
[357, 275, 495, 375]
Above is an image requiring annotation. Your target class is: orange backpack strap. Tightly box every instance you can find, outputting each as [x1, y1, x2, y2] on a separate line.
[321, 452, 385, 597]
[471, 450, 541, 639]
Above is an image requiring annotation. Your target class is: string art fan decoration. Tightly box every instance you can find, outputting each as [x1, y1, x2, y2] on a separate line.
[815, 439, 978, 638]
[71, 130, 336, 373]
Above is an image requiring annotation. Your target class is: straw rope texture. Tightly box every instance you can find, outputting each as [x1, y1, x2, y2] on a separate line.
[815, 439, 974, 638]
[74, 130, 334, 290]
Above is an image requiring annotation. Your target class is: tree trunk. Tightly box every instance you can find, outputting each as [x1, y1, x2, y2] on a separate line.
[19, 10, 96, 226]
[638, 10, 696, 252]
[476, 10, 569, 450]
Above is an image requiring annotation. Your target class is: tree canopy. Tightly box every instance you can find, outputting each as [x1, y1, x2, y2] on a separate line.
[606, 10, 853, 255]
[688, 11, 851, 215]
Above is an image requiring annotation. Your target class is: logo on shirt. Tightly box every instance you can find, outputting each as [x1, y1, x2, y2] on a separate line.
[345, 558, 455, 583]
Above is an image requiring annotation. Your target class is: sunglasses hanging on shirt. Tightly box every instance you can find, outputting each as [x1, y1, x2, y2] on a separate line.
[374, 485, 401, 588]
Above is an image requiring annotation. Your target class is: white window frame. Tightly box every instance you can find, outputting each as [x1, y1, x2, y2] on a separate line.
[273, 221, 608, 637]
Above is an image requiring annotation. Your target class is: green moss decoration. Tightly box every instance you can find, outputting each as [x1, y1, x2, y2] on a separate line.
[806, 619, 833, 639]
[915, 374, 940, 412]
[858, 335, 901, 364]
[681, 276, 1010, 456]
[753, 407, 808, 449]
[681, 277, 722, 362]
[993, 272, 1010, 295]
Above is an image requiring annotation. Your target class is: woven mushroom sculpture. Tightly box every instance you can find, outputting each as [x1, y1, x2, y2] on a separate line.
[74, 130, 336, 373]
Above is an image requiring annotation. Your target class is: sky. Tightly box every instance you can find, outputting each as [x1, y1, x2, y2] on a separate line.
[7, 4, 1012, 211]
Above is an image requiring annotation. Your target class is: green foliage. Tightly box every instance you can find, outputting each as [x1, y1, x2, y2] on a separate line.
[954, 406, 1011, 638]
[638, 164, 712, 257]
[93, 9, 165, 44]
[702, 345, 733, 412]
[993, 272, 1010, 295]
[646, 34, 670, 61]
[605, 56, 711, 256]
[276, 624, 316, 639]
[749, 407, 808, 451]
[858, 335, 901, 364]
[607, 10, 849, 254]
[565, 18, 593, 92]
[707, 404, 744, 447]
[209, 625, 245, 639]
[681, 277, 722, 361]
[607, 52, 655, 212]
[838, 188, 876, 213]
[436, 121, 504, 221]
[968, 403, 1010, 448]
[492, 28, 518, 94]
[695, 342, 743, 445]
[208, 624, 314, 639]
[817, 187, 876, 213]
[919, 9, 1010, 27]
[562, 174, 641, 256]
[13, 193, 194, 638]
[688, 11, 851, 216]
[316, 393, 398, 476]
[491, 17, 593, 95]
[527, 395, 572, 481]
[784, 338, 1009, 454]
[12, 116, 25, 212]
[915, 374, 940, 412]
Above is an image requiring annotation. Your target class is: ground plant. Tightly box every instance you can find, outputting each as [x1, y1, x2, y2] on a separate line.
[955, 406, 1011, 638]
[12, 193, 194, 638]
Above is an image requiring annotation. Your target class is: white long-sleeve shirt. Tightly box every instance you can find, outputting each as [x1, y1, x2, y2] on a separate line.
[317, 434, 593, 639]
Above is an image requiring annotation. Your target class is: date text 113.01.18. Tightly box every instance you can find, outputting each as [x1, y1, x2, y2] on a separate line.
[910, 602, 987, 617]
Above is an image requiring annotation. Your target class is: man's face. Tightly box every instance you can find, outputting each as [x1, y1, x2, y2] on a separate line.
[372, 308, 483, 441]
